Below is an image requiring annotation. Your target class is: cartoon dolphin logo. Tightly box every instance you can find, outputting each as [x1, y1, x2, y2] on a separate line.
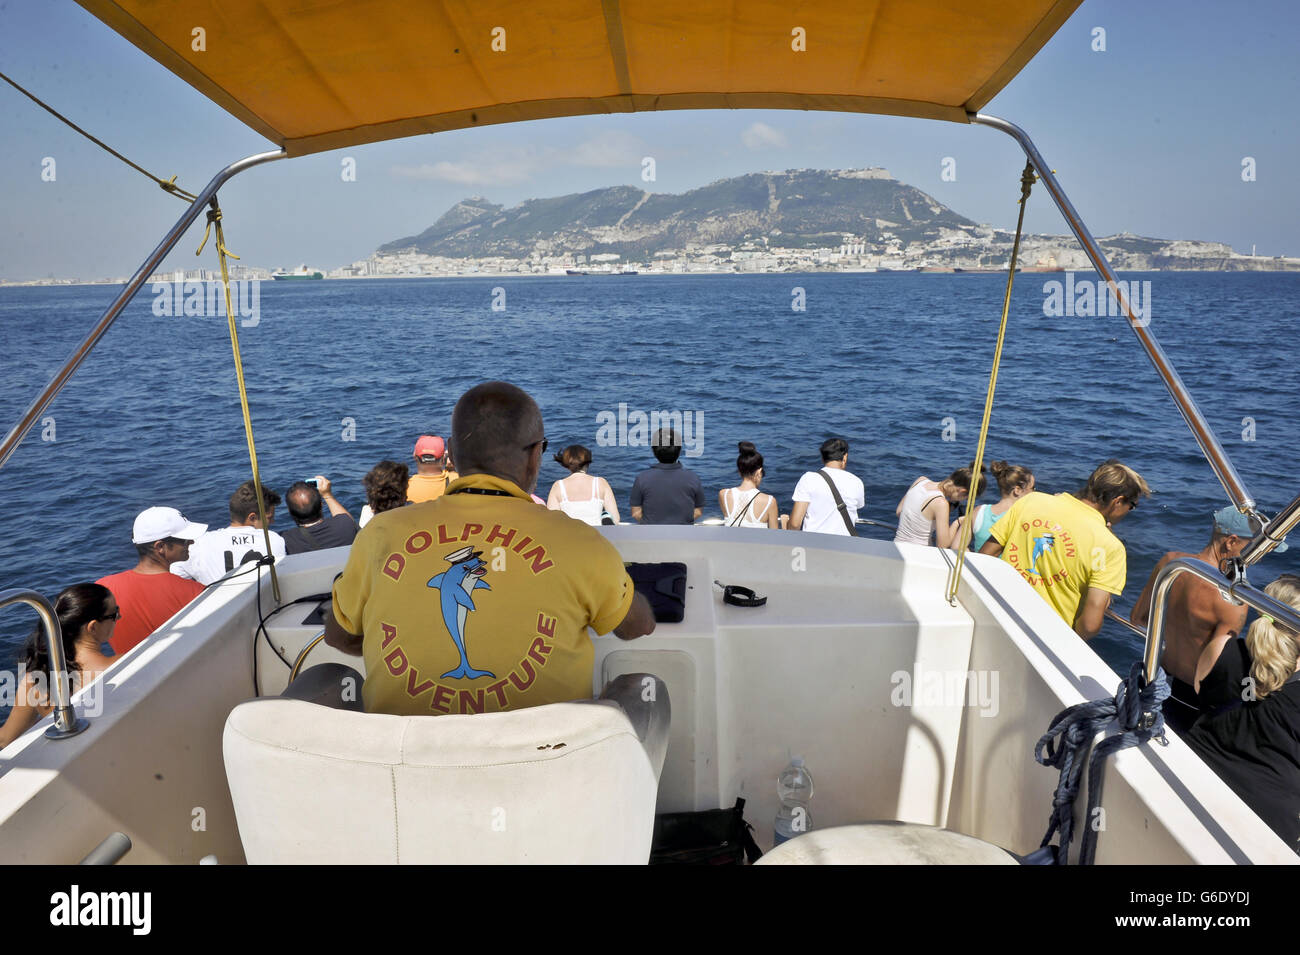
[427, 546, 495, 680]
[1027, 534, 1055, 575]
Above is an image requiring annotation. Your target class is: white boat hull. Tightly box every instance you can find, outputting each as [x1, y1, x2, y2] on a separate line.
[0, 527, 1291, 864]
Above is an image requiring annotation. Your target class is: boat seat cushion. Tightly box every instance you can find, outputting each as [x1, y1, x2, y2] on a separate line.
[223, 697, 662, 864]
[754, 822, 1018, 865]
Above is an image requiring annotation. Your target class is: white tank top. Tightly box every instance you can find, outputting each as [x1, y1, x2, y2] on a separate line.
[895, 480, 945, 545]
[554, 474, 605, 526]
[723, 487, 769, 528]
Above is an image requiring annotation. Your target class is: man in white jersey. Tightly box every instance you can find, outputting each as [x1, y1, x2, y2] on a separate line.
[172, 480, 288, 584]
[789, 438, 866, 535]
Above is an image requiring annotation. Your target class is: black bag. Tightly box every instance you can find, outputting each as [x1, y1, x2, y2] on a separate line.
[625, 561, 687, 623]
[650, 798, 763, 865]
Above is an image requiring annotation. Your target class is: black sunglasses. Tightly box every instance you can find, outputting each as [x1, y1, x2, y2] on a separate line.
[99, 607, 122, 622]
[524, 437, 549, 454]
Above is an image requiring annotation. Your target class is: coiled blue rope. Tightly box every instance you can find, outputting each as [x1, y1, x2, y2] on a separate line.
[1033, 661, 1170, 865]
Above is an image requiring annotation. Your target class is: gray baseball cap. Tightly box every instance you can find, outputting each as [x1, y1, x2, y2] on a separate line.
[1214, 506, 1287, 553]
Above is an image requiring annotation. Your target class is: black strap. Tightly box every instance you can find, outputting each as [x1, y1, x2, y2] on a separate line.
[733, 798, 763, 864]
[716, 580, 766, 607]
[728, 489, 762, 527]
[292, 522, 326, 553]
[816, 469, 858, 536]
[448, 487, 513, 497]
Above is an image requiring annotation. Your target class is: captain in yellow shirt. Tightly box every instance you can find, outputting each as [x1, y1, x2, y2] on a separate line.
[981, 460, 1149, 639]
[326, 383, 655, 715]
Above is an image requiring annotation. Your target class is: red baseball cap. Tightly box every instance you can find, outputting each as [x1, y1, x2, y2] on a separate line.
[414, 435, 446, 460]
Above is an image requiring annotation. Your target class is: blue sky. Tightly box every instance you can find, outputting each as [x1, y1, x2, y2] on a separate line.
[0, 0, 1296, 280]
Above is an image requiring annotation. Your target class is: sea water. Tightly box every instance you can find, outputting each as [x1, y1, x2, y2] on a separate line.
[0, 272, 1297, 693]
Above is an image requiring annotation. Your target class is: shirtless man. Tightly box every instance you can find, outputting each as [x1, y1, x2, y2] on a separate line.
[1130, 507, 1281, 733]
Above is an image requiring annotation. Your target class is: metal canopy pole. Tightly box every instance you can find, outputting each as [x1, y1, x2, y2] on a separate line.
[0, 149, 286, 472]
[970, 113, 1255, 515]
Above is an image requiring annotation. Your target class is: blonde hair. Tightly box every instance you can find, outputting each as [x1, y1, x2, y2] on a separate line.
[1246, 574, 1300, 699]
[1082, 459, 1151, 505]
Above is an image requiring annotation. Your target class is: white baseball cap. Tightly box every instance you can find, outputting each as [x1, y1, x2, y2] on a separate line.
[132, 506, 208, 545]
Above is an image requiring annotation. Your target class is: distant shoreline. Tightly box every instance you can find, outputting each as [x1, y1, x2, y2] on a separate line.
[6, 267, 1300, 288]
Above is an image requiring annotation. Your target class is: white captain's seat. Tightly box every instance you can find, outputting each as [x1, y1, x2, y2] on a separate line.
[223, 674, 670, 864]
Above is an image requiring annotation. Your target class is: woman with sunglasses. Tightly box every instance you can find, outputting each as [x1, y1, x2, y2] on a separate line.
[0, 583, 118, 749]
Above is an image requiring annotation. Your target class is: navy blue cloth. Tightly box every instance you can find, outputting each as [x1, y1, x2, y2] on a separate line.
[283, 514, 359, 554]
[629, 462, 705, 525]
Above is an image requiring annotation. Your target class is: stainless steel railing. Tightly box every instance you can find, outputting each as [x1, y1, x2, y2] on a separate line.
[1143, 557, 1300, 686]
[0, 589, 90, 739]
[971, 113, 1256, 516]
[0, 149, 285, 472]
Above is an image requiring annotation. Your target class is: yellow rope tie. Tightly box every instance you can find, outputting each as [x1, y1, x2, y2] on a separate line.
[944, 161, 1037, 604]
[0, 70, 197, 203]
[198, 200, 281, 603]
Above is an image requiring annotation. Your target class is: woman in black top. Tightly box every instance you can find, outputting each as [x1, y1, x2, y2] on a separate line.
[1186, 574, 1300, 855]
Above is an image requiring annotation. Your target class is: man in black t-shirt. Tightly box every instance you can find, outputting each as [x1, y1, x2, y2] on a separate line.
[283, 476, 359, 554]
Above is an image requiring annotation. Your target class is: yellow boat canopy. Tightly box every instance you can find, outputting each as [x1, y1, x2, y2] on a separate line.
[76, 0, 1080, 156]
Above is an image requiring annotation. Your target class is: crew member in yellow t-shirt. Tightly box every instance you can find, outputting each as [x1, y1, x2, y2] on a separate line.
[980, 460, 1150, 639]
[324, 382, 656, 716]
[406, 434, 459, 503]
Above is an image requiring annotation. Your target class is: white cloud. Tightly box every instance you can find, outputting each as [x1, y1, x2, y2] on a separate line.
[390, 148, 542, 186]
[561, 130, 645, 168]
[741, 122, 788, 150]
[389, 131, 647, 186]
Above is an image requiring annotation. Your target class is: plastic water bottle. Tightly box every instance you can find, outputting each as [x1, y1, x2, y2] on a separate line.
[774, 756, 814, 845]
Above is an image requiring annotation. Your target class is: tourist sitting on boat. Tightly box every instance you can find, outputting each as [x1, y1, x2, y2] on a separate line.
[97, 507, 206, 655]
[894, 465, 986, 548]
[0, 583, 118, 749]
[407, 434, 459, 503]
[1185, 574, 1300, 855]
[282, 476, 359, 554]
[171, 481, 287, 586]
[1130, 506, 1277, 733]
[788, 438, 866, 535]
[319, 381, 656, 715]
[719, 441, 778, 529]
[358, 459, 409, 528]
[547, 444, 619, 525]
[630, 428, 705, 524]
[951, 460, 1034, 551]
[980, 459, 1149, 639]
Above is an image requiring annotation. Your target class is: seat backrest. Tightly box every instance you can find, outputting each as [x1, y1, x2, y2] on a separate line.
[223, 698, 660, 864]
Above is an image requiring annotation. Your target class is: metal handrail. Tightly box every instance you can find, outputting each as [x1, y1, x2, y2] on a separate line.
[1241, 489, 1300, 568]
[1143, 557, 1300, 686]
[855, 518, 899, 532]
[1105, 607, 1147, 639]
[0, 589, 89, 739]
[78, 831, 132, 865]
[971, 113, 1256, 516]
[0, 149, 286, 472]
